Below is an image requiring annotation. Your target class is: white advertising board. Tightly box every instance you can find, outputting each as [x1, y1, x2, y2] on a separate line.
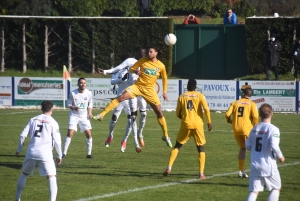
[181, 80, 237, 111]
[14, 77, 66, 106]
[240, 81, 296, 112]
[155, 79, 179, 110]
[0, 77, 12, 106]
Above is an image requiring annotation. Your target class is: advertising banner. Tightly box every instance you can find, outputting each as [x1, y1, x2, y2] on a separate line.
[181, 79, 237, 111]
[0, 77, 12, 106]
[155, 79, 179, 110]
[14, 77, 66, 106]
[240, 81, 296, 112]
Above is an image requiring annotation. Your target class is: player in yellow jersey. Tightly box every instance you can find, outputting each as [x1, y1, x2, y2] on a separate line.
[225, 83, 259, 178]
[163, 79, 212, 179]
[94, 46, 172, 147]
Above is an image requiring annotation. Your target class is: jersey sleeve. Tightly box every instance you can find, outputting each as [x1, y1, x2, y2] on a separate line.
[129, 58, 144, 73]
[52, 121, 62, 159]
[17, 119, 32, 153]
[104, 59, 132, 75]
[225, 103, 234, 123]
[87, 91, 93, 109]
[270, 127, 283, 159]
[67, 92, 74, 107]
[175, 96, 182, 119]
[251, 102, 259, 126]
[160, 66, 168, 94]
[200, 94, 211, 123]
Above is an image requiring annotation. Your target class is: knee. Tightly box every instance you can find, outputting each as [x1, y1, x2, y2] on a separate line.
[131, 111, 137, 117]
[111, 114, 118, 121]
[197, 146, 205, 153]
[174, 141, 183, 150]
[140, 110, 147, 117]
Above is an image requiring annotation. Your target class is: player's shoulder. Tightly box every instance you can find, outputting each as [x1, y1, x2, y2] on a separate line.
[156, 59, 165, 68]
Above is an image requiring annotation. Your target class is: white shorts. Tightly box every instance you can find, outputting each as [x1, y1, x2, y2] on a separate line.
[249, 172, 281, 192]
[114, 100, 131, 116]
[22, 158, 56, 176]
[68, 115, 92, 132]
[130, 96, 147, 112]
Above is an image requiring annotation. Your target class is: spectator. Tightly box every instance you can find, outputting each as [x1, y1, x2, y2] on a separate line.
[263, 33, 282, 80]
[292, 39, 300, 81]
[183, 14, 200, 24]
[223, 9, 237, 25]
[137, 0, 151, 17]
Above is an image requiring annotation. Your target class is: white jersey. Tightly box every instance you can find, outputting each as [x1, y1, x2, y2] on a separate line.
[104, 58, 138, 96]
[68, 88, 93, 118]
[246, 122, 283, 177]
[17, 114, 62, 160]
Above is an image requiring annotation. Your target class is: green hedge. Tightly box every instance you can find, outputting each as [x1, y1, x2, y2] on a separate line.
[246, 17, 300, 74]
[0, 17, 174, 75]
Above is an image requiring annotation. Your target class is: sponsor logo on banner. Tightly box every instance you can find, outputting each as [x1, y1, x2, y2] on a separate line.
[18, 77, 63, 94]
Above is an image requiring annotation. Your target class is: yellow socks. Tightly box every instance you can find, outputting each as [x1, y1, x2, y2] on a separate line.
[157, 117, 168, 137]
[199, 152, 205, 174]
[239, 159, 244, 172]
[167, 148, 179, 167]
[100, 99, 120, 116]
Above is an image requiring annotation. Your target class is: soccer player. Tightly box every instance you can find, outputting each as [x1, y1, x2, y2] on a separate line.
[225, 83, 259, 178]
[246, 103, 285, 201]
[163, 79, 212, 179]
[94, 46, 173, 147]
[98, 48, 147, 153]
[62, 77, 94, 158]
[14, 101, 62, 201]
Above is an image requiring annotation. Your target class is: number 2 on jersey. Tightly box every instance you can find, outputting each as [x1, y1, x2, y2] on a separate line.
[34, 125, 43, 137]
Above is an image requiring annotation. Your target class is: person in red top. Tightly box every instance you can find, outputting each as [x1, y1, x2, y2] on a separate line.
[183, 14, 200, 24]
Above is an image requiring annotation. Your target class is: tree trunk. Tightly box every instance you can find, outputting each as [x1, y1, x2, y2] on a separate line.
[22, 23, 27, 73]
[44, 25, 48, 72]
[92, 26, 95, 73]
[1, 24, 4, 73]
[68, 25, 72, 73]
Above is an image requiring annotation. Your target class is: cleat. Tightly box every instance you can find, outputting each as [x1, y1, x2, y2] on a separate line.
[105, 137, 113, 147]
[135, 146, 142, 153]
[62, 154, 66, 158]
[238, 172, 248, 178]
[138, 137, 145, 147]
[163, 169, 171, 176]
[120, 140, 127, 152]
[86, 155, 93, 159]
[162, 136, 173, 147]
[199, 174, 206, 180]
[92, 114, 104, 121]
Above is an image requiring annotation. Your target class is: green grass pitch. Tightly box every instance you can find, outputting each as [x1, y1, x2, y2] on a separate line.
[0, 109, 299, 201]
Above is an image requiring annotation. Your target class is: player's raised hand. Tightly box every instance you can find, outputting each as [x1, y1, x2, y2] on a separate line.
[98, 68, 104, 74]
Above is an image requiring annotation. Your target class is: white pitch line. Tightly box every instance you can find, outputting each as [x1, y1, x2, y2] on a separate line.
[73, 161, 300, 201]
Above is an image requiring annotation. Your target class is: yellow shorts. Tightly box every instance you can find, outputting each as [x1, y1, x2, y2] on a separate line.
[235, 135, 248, 149]
[126, 84, 160, 105]
[176, 128, 206, 146]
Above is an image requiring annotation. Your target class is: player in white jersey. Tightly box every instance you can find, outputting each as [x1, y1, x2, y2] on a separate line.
[14, 101, 62, 201]
[98, 47, 147, 153]
[245, 103, 285, 201]
[62, 77, 94, 158]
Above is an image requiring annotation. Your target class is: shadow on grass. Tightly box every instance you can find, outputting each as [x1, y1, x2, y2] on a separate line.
[0, 162, 22, 170]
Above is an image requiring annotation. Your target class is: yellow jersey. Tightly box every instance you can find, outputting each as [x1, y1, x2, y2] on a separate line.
[129, 57, 168, 93]
[176, 91, 211, 129]
[225, 98, 259, 136]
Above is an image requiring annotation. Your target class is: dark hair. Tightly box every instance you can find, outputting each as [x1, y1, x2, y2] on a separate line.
[78, 77, 86, 84]
[259, 103, 273, 119]
[41, 101, 53, 113]
[147, 45, 159, 53]
[187, 79, 197, 91]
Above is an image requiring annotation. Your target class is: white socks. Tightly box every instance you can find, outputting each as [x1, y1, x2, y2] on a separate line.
[48, 176, 57, 201]
[246, 192, 257, 201]
[267, 190, 279, 201]
[63, 136, 71, 155]
[137, 111, 146, 137]
[123, 119, 132, 142]
[108, 119, 117, 138]
[15, 173, 28, 201]
[86, 138, 92, 155]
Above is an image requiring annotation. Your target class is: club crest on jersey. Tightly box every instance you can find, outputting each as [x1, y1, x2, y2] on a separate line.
[273, 133, 280, 138]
